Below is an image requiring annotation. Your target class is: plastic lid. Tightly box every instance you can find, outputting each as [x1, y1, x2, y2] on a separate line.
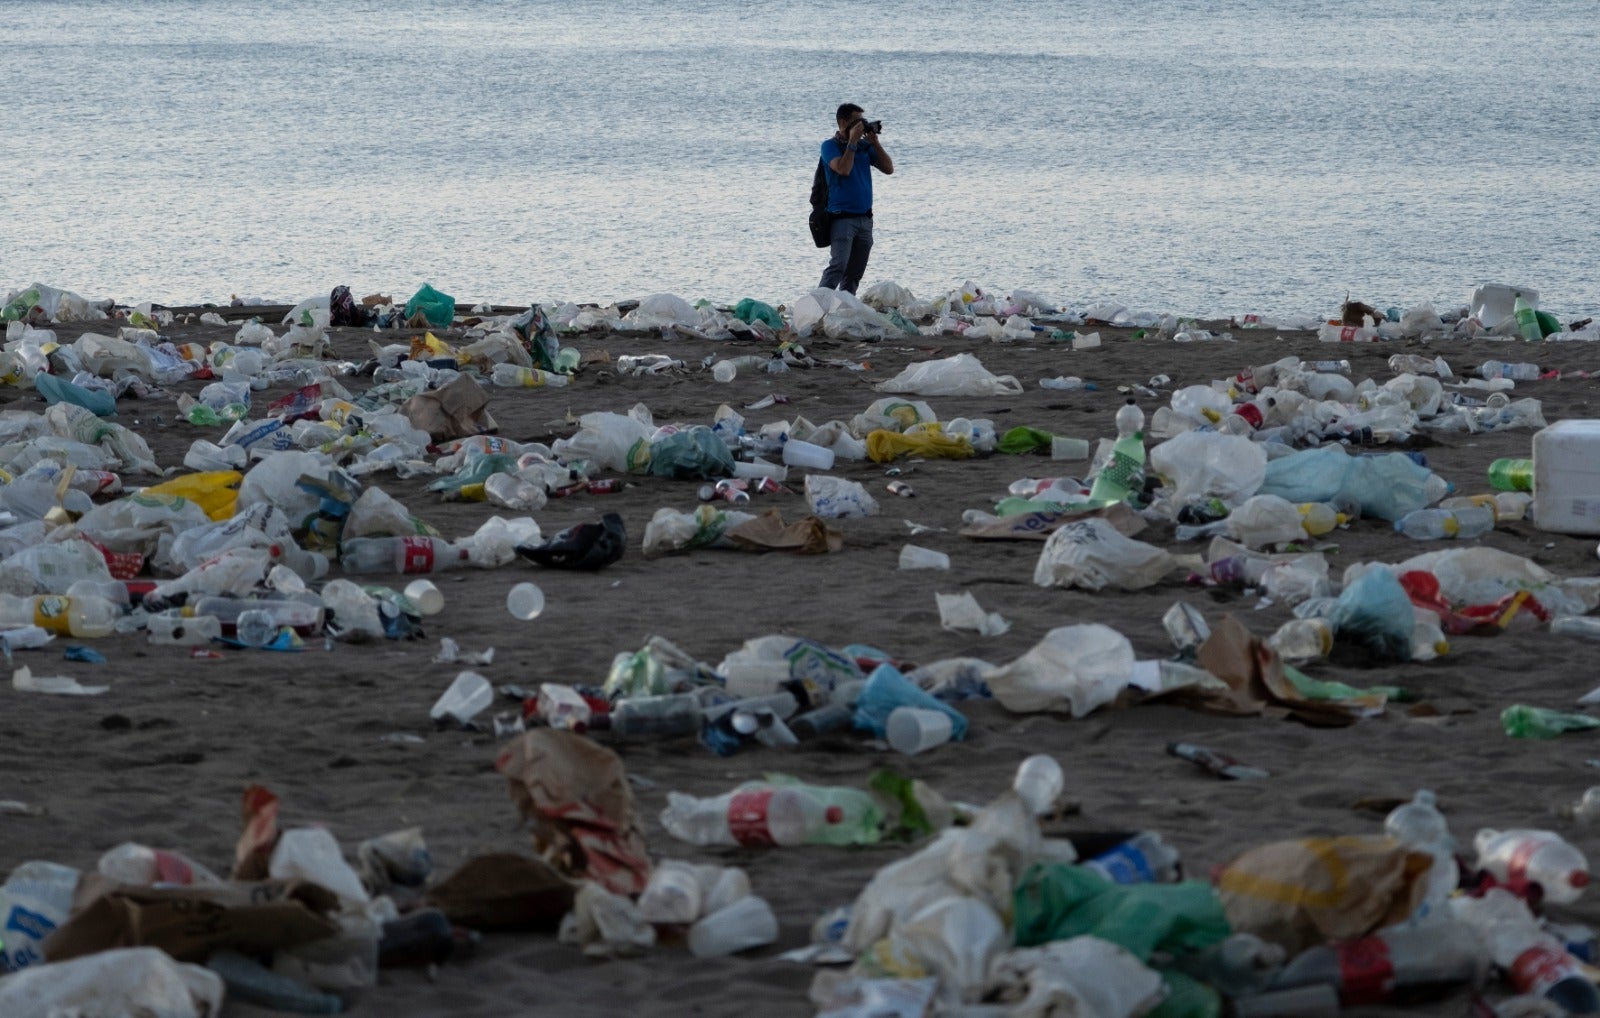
[1570, 870, 1590, 888]
[824, 806, 844, 824]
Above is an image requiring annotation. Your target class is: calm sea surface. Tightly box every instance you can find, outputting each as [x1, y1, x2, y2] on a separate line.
[4, 0, 1598, 317]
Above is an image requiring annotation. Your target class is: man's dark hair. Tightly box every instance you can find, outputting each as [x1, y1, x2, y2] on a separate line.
[836, 103, 863, 122]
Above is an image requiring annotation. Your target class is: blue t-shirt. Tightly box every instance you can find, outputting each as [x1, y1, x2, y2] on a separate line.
[821, 137, 874, 214]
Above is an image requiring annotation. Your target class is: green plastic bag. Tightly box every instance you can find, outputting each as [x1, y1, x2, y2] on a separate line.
[511, 304, 565, 373]
[404, 283, 457, 328]
[1502, 704, 1600, 739]
[996, 426, 1055, 455]
[733, 298, 783, 330]
[1013, 862, 1230, 959]
[1, 287, 40, 322]
[647, 426, 735, 480]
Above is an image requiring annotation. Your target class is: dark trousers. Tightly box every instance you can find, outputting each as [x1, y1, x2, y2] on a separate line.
[819, 216, 873, 294]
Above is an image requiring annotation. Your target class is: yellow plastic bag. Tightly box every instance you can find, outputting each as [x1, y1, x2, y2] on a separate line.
[140, 471, 242, 521]
[866, 428, 974, 463]
[410, 332, 464, 364]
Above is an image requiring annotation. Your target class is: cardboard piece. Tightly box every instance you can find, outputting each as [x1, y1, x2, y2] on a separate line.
[400, 374, 497, 441]
[45, 878, 340, 963]
[727, 509, 843, 554]
[233, 784, 280, 881]
[1216, 835, 1432, 954]
[495, 730, 651, 897]
[422, 852, 576, 931]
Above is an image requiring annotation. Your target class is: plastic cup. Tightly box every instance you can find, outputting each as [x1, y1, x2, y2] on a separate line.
[507, 582, 545, 621]
[782, 438, 835, 471]
[1013, 754, 1065, 815]
[403, 579, 445, 617]
[731, 459, 789, 482]
[687, 895, 778, 957]
[1050, 436, 1090, 460]
[712, 360, 737, 383]
[885, 706, 954, 755]
[898, 545, 951, 571]
[235, 609, 278, 648]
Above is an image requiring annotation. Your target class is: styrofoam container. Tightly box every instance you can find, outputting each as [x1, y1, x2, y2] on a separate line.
[1533, 420, 1600, 534]
[1470, 283, 1539, 330]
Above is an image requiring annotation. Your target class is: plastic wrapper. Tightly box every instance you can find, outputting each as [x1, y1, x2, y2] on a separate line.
[874, 353, 1023, 398]
[75, 491, 214, 558]
[1032, 518, 1178, 591]
[647, 425, 735, 480]
[791, 287, 897, 339]
[558, 881, 655, 958]
[1012, 863, 1230, 957]
[805, 475, 879, 519]
[643, 505, 756, 556]
[1223, 494, 1306, 549]
[989, 937, 1167, 1018]
[1149, 430, 1267, 507]
[0, 947, 223, 1018]
[985, 624, 1133, 717]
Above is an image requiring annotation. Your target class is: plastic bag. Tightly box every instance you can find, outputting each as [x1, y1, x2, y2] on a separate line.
[989, 938, 1166, 1018]
[864, 428, 973, 462]
[0, 947, 223, 1017]
[625, 293, 699, 328]
[1033, 518, 1178, 592]
[1150, 431, 1266, 507]
[1013, 863, 1230, 957]
[860, 280, 917, 312]
[854, 663, 968, 739]
[875, 353, 1022, 398]
[551, 411, 653, 473]
[403, 283, 456, 328]
[985, 624, 1134, 717]
[805, 475, 879, 518]
[936, 592, 1009, 636]
[790, 287, 897, 340]
[849, 398, 938, 437]
[732, 298, 783, 329]
[75, 491, 213, 557]
[141, 471, 242, 522]
[648, 426, 735, 480]
[1330, 566, 1415, 660]
[1258, 447, 1439, 522]
[889, 896, 1006, 1003]
[1223, 494, 1305, 549]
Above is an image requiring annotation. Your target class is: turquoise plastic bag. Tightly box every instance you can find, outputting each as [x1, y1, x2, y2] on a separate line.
[1330, 565, 1414, 660]
[404, 283, 456, 328]
[647, 426, 735, 480]
[1012, 862, 1230, 958]
[852, 663, 968, 740]
[1258, 447, 1436, 522]
[733, 298, 783, 329]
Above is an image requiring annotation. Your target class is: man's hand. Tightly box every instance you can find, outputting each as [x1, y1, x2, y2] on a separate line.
[847, 119, 866, 144]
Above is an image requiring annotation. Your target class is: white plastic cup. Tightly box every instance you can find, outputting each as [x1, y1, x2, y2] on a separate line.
[687, 895, 779, 957]
[732, 459, 789, 482]
[782, 438, 835, 471]
[898, 545, 951, 571]
[1050, 436, 1090, 460]
[885, 706, 954, 755]
[1013, 754, 1066, 815]
[507, 582, 545, 621]
[712, 360, 737, 383]
[403, 579, 445, 617]
[430, 671, 493, 724]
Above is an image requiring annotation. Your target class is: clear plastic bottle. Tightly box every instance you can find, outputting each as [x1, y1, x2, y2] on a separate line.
[1084, 831, 1181, 884]
[189, 596, 324, 633]
[599, 693, 704, 739]
[1479, 360, 1541, 381]
[660, 783, 878, 848]
[1393, 506, 1495, 541]
[1514, 296, 1543, 342]
[1551, 616, 1600, 641]
[1474, 829, 1590, 904]
[1384, 790, 1458, 919]
[1270, 920, 1485, 1006]
[0, 593, 119, 637]
[268, 542, 329, 580]
[339, 536, 471, 575]
[490, 363, 569, 388]
[1452, 889, 1600, 1014]
[1318, 323, 1379, 343]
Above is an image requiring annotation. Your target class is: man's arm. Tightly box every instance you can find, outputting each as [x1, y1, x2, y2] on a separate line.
[827, 120, 867, 175]
[867, 133, 893, 174]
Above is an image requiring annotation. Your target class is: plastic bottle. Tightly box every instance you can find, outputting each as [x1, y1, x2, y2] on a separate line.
[0, 593, 119, 637]
[1270, 920, 1486, 1006]
[1474, 829, 1590, 904]
[1084, 831, 1181, 884]
[1088, 400, 1145, 505]
[1384, 790, 1458, 919]
[146, 611, 223, 646]
[1268, 618, 1334, 662]
[339, 536, 470, 575]
[234, 609, 278, 648]
[269, 542, 329, 581]
[1393, 506, 1495, 541]
[1551, 617, 1600, 641]
[1479, 360, 1541, 381]
[0, 860, 80, 969]
[1514, 296, 1543, 342]
[490, 363, 569, 388]
[189, 596, 324, 634]
[206, 949, 345, 1014]
[596, 693, 703, 739]
[1487, 458, 1534, 492]
[1452, 889, 1600, 1014]
[660, 783, 878, 848]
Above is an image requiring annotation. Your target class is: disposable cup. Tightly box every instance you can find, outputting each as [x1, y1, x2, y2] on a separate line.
[687, 895, 778, 957]
[507, 582, 545, 621]
[782, 438, 834, 471]
[1013, 754, 1065, 814]
[732, 459, 789, 482]
[712, 360, 737, 383]
[1051, 436, 1090, 460]
[403, 579, 445, 616]
[885, 706, 954, 755]
[898, 544, 951, 571]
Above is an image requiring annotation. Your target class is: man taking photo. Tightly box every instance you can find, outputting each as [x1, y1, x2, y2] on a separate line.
[818, 103, 894, 295]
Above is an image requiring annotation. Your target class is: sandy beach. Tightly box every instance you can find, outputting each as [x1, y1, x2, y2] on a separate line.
[5, 303, 1600, 1017]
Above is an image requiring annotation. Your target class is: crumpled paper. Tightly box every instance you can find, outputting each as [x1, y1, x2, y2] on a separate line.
[727, 508, 843, 554]
[400, 373, 498, 441]
[495, 729, 652, 896]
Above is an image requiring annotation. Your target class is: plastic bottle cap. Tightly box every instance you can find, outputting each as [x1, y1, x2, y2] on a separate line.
[824, 806, 843, 824]
[1571, 871, 1590, 888]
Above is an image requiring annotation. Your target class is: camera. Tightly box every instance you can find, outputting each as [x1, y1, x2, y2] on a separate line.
[859, 119, 883, 135]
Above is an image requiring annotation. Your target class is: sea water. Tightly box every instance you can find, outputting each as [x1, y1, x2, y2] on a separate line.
[3, 0, 1598, 317]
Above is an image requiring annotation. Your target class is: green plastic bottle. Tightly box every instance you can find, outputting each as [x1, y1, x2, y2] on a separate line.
[1089, 401, 1146, 506]
[1501, 704, 1600, 739]
[1514, 296, 1542, 342]
[1487, 458, 1534, 492]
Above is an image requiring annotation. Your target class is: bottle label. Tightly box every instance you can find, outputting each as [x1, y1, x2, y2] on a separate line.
[1087, 842, 1154, 884]
[1233, 403, 1264, 429]
[399, 537, 435, 574]
[32, 596, 71, 635]
[1510, 945, 1581, 997]
[1337, 936, 1395, 1005]
[727, 788, 778, 847]
[1506, 838, 1541, 884]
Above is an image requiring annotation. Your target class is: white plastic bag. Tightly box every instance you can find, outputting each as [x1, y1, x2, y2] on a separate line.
[985, 624, 1134, 716]
[1033, 518, 1178, 592]
[75, 491, 213, 557]
[1149, 430, 1267, 507]
[0, 947, 223, 1018]
[805, 476, 880, 519]
[860, 280, 917, 312]
[890, 897, 1007, 1003]
[551, 411, 653, 473]
[268, 827, 370, 906]
[936, 592, 1009, 636]
[790, 287, 897, 340]
[875, 353, 1022, 398]
[989, 937, 1166, 1018]
[1224, 494, 1306, 549]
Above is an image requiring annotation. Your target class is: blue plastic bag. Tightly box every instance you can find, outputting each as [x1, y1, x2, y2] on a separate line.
[1330, 566, 1414, 660]
[1259, 447, 1437, 522]
[853, 663, 968, 740]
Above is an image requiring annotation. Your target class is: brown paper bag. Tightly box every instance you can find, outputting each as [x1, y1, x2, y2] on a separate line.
[1215, 835, 1432, 954]
[423, 852, 576, 930]
[727, 509, 843, 554]
[401, 374, 498, 441]
[45, 879, 340, 963]
[1171, 614, 1379, 726]
[494, 730, 651, 897]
